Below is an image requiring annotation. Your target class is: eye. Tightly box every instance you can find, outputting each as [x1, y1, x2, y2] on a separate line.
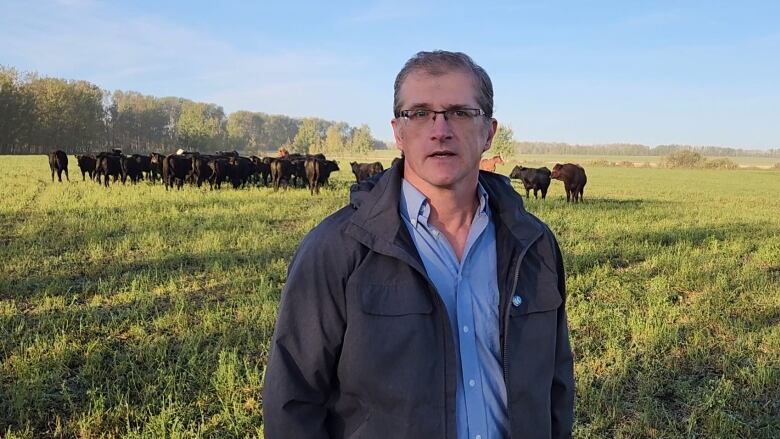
[412, 110, 430, 119]
[452, 110, 469, 118]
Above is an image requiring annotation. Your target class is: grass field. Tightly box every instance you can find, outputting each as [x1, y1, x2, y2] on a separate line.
[1, 154, 778, 438]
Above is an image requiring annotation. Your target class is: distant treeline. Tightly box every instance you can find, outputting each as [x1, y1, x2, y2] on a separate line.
[515, 141, 779, 157]
[0, 66, 385, 156]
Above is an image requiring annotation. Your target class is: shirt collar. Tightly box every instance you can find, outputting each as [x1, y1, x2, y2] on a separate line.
[400, 179, 490, 228]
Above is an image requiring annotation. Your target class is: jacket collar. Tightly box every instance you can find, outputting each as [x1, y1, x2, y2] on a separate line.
[346, 159, 543, 257]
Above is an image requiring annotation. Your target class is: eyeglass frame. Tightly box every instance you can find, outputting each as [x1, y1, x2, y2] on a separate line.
[395, 108, 489, 125]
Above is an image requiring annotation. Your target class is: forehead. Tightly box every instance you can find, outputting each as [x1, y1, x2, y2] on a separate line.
[397, 69, 479, 108]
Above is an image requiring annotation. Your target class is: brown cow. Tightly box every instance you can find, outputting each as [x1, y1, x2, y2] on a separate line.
[479, 155, 504, 172]
[551, 163, 587, 203]
[48, 150, 69, 182]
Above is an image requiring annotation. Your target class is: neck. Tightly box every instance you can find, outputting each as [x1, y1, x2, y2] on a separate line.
[404, 174, 480, 230]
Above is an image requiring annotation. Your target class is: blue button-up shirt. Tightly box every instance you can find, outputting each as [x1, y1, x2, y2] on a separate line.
[400, 179, 508, 439]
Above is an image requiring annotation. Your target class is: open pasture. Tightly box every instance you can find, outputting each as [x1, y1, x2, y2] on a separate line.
[1, 154, 778, 438]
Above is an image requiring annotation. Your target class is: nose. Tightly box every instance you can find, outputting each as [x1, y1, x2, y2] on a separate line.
[429, 113, 453, 141]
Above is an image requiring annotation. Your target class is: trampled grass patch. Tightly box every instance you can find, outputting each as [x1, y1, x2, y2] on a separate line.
[1, 155, 778, 438]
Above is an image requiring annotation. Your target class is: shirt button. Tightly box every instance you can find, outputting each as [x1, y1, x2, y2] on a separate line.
[469, 379, 476, 387]
[476, 435, 482, 439]
[512, 295, 522, 307]
[411, 219, 417, 226]
[463, 326, 469, 333]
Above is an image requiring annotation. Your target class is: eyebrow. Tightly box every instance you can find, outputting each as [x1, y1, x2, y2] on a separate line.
[403, 102, 476, 110]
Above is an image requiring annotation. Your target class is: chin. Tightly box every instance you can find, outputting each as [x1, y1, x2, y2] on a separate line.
[423, 174, 462, 189]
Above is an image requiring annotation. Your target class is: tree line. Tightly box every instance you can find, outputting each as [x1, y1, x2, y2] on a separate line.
[515, 141, 779, 157]
[0, 66, 385, 155]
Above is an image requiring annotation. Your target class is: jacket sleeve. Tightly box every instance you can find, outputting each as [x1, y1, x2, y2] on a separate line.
[262, 227, 350, 439]
[550, 233, 575, 438]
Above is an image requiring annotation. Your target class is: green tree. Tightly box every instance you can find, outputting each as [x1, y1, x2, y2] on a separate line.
[177, 101, 226, 151]
[323, 123, 347, 155]
[662, 150, 706, 168]
[227, 111, 264, 152]
[107, 90, 169, 153]
[348, 124, 373, 154]
[262, 114, 299, 152]
[490, 124, 515, 159]
[290, 118, 322, 154]
[0, 67, 35, 153]
[22, 75, 105, 153]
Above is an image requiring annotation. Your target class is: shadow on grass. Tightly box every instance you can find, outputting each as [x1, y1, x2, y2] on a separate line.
[0, 288, 270, 436]
[0, 241, 294, 302]
[565, 221, 780, 274]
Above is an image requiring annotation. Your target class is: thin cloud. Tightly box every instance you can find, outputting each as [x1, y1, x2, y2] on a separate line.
[0, 1, 364, 99]
[615, 10, 683, 29]
[343, 0, 429, 23]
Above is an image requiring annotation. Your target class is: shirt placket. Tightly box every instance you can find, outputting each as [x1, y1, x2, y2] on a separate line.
[455, 210, 490, 439]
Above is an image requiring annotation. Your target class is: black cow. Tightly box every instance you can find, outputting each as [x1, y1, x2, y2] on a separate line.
[133, 154, 152, 180]
[148, 153, 165, 183]
[271, 159, 294, 191]
[305, 158, 340, 195]
[191, 154, 215, 188]
[551, 163, 587, 203]
[288, 157, 309, 187]
[350, 161, 384, 183]
[163, 154, 192, 190]
[250, 156, 272, 187]
[121, 155, 143, 184]
[509, 166, 552, 199]
[74, 154, 96, 181]
[226, 156, 257, 189]
[48, 150, 69, 182]
[95, 152, 122, 187]
[207, 158, 229, 189]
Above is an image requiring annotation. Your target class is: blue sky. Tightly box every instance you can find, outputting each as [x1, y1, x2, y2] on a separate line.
[2, 0, 778, 149]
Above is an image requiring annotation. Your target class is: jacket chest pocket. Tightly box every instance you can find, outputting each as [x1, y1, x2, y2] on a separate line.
[508, 285, 562, 318]
[341, 284, 441, 407]
[360, 283, 433, 316]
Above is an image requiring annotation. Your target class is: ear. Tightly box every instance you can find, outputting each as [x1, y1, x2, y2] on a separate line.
[483, 118, 498, 152]
[391, 118, 406, 154]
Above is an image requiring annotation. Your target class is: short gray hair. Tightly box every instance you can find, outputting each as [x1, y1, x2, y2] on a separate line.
[393, 50, 494, 118]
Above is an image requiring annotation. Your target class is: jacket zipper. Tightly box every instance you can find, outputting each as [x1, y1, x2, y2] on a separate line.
[502, 253, 522, 386]
[501, 229, 542, 386]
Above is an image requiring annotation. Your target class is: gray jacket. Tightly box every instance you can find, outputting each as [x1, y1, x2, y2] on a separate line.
[263, 162, 574, 438]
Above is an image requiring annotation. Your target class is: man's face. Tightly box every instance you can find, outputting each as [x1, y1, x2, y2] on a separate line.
[392, 70, 497, 194]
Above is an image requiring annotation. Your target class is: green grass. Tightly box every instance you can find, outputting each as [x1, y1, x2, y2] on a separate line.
[506, 153, 780, 168]
[1, 155, 778, 438]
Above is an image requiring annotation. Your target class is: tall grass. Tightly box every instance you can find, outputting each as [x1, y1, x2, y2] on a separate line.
[1, 155, 778, 438]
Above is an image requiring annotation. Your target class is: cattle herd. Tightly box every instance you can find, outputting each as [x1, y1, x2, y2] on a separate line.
[48, 149, 355, 195]
[47, 149, 588, 202]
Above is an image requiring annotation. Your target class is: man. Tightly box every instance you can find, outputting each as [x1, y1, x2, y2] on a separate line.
[263, 50, 574, 438]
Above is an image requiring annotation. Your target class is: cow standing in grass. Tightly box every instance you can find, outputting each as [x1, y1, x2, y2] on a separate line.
[74, 154, 96, 181]
[350, 161, 384, 183]
[509, 166, 551, 199]
[251, 156, 272, 186]
[271, 159, 294, 191]
[149, 153, 165, 183]
[305, 158, 339, 195]
[48, 150, 69, 182]
[121, 155, 143, 184]
[479, 154, 504, 172]
[163, 154, 192, 190]
[551, 163, 587, 203]
[95, 152, 122, 187]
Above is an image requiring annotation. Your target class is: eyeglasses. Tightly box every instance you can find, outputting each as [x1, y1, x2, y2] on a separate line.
[397, 108, 487, 128]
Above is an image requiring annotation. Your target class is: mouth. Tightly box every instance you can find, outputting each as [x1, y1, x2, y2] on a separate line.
[428, 150, 457, 158]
